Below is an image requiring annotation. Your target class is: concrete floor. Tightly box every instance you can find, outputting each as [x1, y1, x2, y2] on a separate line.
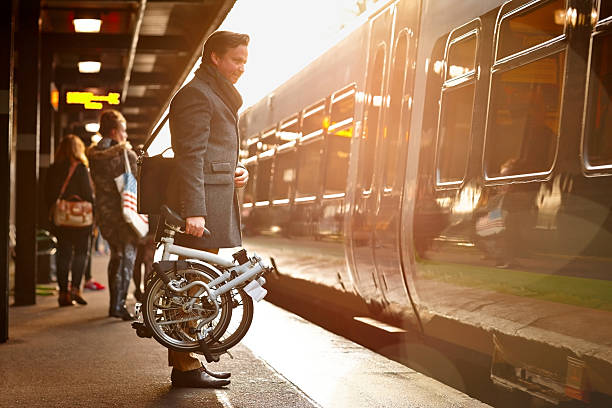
[0, 253, 491, 408]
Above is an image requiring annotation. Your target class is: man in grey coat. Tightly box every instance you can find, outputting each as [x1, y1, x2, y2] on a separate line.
[165, 31, 249, 388]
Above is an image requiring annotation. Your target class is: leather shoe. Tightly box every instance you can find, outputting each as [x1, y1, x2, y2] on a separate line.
[109, 307, 135, 321]
[171, 366, 230, 388]
[203, 365, 231, 379]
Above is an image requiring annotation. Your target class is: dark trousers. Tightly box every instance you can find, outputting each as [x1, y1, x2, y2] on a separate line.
[55, 227, 91, 292]
[107, 240, 137, 314]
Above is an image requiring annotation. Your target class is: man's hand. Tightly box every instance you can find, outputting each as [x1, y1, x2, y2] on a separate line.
[185, 216, 206, 237]
[234, 166, 249, 188]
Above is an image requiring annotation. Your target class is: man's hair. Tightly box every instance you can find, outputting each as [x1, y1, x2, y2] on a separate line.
[202, 30, 249, 64]
[98, 109, 126, 138]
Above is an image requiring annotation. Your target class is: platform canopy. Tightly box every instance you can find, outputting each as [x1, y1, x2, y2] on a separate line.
[41, 0, 236, 143]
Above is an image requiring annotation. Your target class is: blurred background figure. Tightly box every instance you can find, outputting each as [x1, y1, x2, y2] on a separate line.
[132, 216, 157, 302]
[44, 134, 94, 307]
[87, 110, 139, 321]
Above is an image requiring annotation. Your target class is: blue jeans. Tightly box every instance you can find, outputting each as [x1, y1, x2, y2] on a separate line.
[106, 240, 136, 314]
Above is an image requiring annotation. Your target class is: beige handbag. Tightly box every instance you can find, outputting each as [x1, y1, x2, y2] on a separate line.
[52, 162, 93, 228]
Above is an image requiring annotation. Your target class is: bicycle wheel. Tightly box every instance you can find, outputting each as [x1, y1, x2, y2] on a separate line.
[206, 285, 254, 354]
[142, 264, 232, 353]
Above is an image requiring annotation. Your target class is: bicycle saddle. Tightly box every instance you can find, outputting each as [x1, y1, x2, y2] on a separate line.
[161, 205, 211, 237]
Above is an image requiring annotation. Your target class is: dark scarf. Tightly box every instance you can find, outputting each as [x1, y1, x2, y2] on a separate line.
[194, 63, 243, 116]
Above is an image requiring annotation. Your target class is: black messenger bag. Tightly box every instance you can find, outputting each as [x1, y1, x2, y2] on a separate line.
[137, 150, 175, 215]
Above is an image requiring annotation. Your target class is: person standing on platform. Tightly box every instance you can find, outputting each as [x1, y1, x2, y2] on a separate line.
[44, 134, 94, 307]
[87, 110, 139, 321]
[165, 30, 250, 388]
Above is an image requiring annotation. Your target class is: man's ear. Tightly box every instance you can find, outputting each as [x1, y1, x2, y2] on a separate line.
[210, 51, 220, 66]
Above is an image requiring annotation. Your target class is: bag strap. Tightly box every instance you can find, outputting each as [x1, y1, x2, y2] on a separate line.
[123, 148, 132, 175]
[58, 161, 79, 199]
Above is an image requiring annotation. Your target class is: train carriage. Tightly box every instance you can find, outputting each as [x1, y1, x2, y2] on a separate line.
[149, 0, 612, 404]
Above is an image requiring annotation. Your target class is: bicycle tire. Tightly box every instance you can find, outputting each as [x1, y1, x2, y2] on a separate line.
[143, 264, 231, 353]
[142, 262, 254, 355]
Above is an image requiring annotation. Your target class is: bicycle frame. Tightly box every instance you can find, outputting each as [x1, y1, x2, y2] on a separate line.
[154, 233, 270, 335]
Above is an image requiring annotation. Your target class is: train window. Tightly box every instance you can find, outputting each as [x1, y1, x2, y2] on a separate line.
[485, 52, 565, 177]
[584, 31, 612, 167]
[600, 0, 612, 21]
[255, 157, 272, 203]
[383, 32, 408, 190]
[437, 84, 475, 184]
[330, 86, 355, 126]
[446, 34, 476, 80]
[302, 102, 326, 138]
[359, 45, 385, 190]
[271, 147, 297, 201]
[325, 86, 355, 194]
[243, 161, 256, 204]
[296, 139, 323, 197]
[278, 116, 300, 143]
[246, 137, 259, 157]
[435, 28, 478, 186]
[497, 0, 565, 61]
[260, 127, 277, 151]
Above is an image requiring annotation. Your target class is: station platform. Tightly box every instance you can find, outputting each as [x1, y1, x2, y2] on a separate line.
[0, 253, 490, 408]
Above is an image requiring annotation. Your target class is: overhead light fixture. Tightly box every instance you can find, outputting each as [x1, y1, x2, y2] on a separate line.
[73, 18, 102, 33]
[85, 122, 100, 133]
[78, 61, 101, 73]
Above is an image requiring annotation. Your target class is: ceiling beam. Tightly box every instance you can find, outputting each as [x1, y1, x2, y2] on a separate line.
[43, 33, 189, 53]
[54, 68, 171, 85]
[123, 96, 161, 107]
[121, 0, 147, 103]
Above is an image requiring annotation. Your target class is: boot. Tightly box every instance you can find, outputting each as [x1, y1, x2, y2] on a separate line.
[58, 291, 74, 307]
[71, 288, 87, 305]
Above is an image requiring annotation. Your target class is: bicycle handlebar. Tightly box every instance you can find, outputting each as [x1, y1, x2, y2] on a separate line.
[161, 205, 211, 238]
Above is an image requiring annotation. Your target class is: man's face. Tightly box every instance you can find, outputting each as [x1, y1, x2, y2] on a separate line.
[211, 45, 248, 84]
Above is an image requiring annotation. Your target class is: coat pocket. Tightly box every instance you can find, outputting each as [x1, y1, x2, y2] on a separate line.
[210, 161, 232, 173]
[204, 161, 233, 184]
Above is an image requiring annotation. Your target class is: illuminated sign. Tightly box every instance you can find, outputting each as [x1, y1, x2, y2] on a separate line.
[66, 91, 120, 110]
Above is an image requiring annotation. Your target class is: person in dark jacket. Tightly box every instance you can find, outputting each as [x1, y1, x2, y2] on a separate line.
[165, 30, 250, 389]
[87, 110, 139, 321]
[44, 134, 94, 307]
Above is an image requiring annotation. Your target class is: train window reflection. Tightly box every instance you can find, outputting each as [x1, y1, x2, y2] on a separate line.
[384, 33, 408, 189]
[485, 52, 564, 177]
[302, 102, 325, 138]
[260, 127, 278, 151]
[255, 158, 272, 203]
[447, 34, 476, 80]
[600, 0, 612, 21]
[584, 31, 612, 167]
[330, 86, 355, 126]
[272, 149, 297, 200]
[359, 45, 385, 189]
[437, 84, 475, 183]
[279, 116, 300, 142]
[296, 139, 323, 197]
[497, 0, 565, 61]
[243, 162, 256, 204]
[326, 87, 355, 194]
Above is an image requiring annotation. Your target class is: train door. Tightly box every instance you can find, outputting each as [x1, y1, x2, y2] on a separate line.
[349, 5, 394, 300]
[372, 1, 419, 306]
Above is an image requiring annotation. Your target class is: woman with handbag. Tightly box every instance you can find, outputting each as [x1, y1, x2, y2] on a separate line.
[44, 134, 94, 307]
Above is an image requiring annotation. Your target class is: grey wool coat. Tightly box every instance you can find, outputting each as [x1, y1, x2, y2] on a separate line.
[166, 63, 244, 249]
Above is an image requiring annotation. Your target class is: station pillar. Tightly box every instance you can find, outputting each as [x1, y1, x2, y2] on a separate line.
[14, 0, 41, 306]
[1, 1, 16, 342]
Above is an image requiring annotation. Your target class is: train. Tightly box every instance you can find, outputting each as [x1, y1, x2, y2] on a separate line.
[231, 0, 612, 404]
[143, 0, 612, 404]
